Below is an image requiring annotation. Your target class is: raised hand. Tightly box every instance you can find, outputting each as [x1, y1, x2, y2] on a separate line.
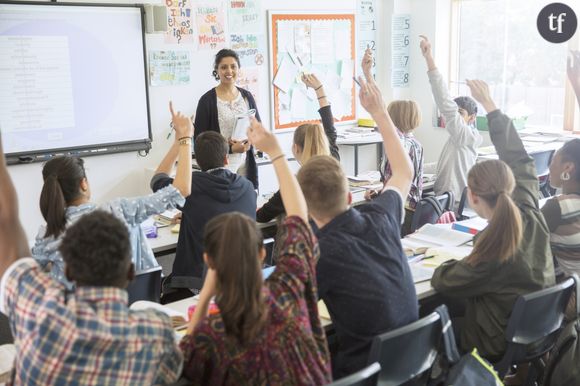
[362, 47, 373, 80]
[419, 35, 436, 71]
[465, 79, 497, 113]
[301, 73, 322, 89]
[169, 101, 194, 139]
[358, 76, 386, 117]
[568, 51, 580, 99]
[247, 117, 282, 158]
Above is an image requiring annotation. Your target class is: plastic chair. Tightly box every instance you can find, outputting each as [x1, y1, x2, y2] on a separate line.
[456, 187, 478, 220]
[366, 308, 445, 385]
[127, 266, 162, 305]
[409, 191, 454, 233]
[326, 363, 381, 386]
[494, 276, 576, 384]
[531, 150, 555, 198]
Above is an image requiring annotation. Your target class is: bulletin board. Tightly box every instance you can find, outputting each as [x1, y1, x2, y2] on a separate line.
[268, 11, 356, 130]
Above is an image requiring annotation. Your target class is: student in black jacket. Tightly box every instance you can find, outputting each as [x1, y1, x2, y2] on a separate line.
[151, 131, 256, 298]
[256, 74, 340, 223]
[194, 49, 261, 189]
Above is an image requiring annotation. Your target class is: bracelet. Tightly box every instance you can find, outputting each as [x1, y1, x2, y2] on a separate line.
[178, 136, 191, 141]
[270, 153, 285, 163]
[179, 137, 192, 146]
[317, 95, 326, 100]
[315, 85, 323, 90]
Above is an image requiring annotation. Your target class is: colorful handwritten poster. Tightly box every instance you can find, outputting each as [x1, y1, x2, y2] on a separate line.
[230, 33, 266, 67]
[195, 3, 227, 50]
[227, 0, 261, 34]
[149, 51, 191, 87]
[165, 0, 194, 44]
[236, 66, 259, 104]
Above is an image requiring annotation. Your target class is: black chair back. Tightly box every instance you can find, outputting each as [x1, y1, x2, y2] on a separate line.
[127, 266, 162, 305]
[326, 363, 381, 386]
[409, 191, 454, 233]
[456, 187, 477, 220]
[531, 150, 555, 198]
[367, 311, 442, 385]
[495, 276, 576, 379]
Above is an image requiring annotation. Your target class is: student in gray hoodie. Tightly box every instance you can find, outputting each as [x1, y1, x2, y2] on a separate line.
[151, 131, 256, 298]
[420, 35, 482, 204]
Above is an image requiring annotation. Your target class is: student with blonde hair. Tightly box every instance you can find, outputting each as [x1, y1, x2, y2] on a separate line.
[179, 117, 331, 385]
[256, 73, 339, 223]
[432, 80, 555, 359]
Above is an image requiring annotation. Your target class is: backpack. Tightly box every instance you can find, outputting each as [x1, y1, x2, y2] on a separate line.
[543, 275, 580, 386]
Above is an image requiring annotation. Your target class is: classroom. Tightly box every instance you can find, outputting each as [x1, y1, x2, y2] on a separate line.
[0, 0, 579, 385]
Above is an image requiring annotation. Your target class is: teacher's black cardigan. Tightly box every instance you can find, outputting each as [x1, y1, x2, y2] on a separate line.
[194, 87, 260, 189]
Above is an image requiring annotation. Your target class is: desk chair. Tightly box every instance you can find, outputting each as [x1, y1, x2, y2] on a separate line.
[409, 191, 454, 234]
[456, 187, 478, 220]
[494, 276, 576, 385]
[531, 150, 555, 198]
[366, 308, 445, 385]
[127, 266, 162, 305]
[326, 363, 381, 386]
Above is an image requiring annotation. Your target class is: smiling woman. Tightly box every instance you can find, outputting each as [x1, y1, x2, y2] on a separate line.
[194, 48, 262, 189]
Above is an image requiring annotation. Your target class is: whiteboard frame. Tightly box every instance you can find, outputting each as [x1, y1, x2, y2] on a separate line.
[267, 9, 357, 132]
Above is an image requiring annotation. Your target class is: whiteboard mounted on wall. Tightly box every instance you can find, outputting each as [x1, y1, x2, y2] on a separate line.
[268, 10, 356, 131]
[0, 1, 152, 164]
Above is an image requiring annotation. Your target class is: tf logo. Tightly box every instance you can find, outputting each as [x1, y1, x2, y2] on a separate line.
[537, 2, 577, 43]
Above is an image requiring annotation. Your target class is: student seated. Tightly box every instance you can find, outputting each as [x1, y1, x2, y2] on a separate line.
[419, 36, 482, 204]
[297, 76, 418, 377]
[179, 118, 332, 385]
[32, 103, 192, 288]
[0, 139, 182, 384]
[256, 73, 340, 223]
[431, 80, 555, 359]
[151, 130, 256, 298]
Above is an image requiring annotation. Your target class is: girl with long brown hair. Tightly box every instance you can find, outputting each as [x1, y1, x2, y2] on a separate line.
[179, 118, 331, 385]
[431, 80, 555, 359]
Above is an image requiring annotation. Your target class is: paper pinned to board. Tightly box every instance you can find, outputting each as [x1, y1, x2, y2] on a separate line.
[273, 55, 299, 94]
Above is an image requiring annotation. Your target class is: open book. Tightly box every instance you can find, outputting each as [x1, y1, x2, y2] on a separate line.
[402, 223, 473, 257]
[130, 300, 187, 329]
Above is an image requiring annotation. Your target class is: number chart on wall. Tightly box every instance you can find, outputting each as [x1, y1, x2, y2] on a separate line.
[268, 11, 356, 130]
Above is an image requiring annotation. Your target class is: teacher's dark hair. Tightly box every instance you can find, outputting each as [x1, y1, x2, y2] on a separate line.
[40, 156, 86, 238]
[212, 49, 241, 81]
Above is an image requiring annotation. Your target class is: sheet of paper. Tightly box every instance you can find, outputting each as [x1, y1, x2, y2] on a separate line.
[406, 224, 473, 247]
[294, 23, 311, 66]
[290, 89, 307, 120]
[334, 25, 351, 59]
[273, 55, 299, 94]
[340, 59, 354, 89]
[311, 23, 334, 64]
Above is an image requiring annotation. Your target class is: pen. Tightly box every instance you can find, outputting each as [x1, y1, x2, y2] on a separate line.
[353, 76, 362, 87]
[166, 122, 174, 140]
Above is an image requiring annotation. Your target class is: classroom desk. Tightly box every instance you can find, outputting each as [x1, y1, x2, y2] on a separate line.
[337, 133, 383, 176]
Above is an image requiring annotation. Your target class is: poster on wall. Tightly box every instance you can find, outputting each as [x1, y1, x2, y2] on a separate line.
[227, 0, 261, 34]
[195, 2, 227, 50]
[391, 14, 411, 87]
[165, 0, 195, 44]
[356, 0, 377, 79]
[230, 33, 266, 67]
[149, 51, 191, 87]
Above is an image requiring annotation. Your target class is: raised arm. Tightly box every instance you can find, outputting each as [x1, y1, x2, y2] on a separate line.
[466, 79, 539, 208]
[358, 76, 413, 199]
[568, 51, 580, 111]
[0, 133, 30, 278]
[168, 102, 193, 198]
[302, 73, 340, 160]
[247, 118, 308, 223]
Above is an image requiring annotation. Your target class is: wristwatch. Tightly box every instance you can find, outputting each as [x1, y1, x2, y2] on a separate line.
[179, 137, 192, 146]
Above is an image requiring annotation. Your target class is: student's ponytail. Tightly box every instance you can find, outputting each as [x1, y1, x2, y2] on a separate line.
[39, 157, 87, 238]
[293, 123, 330, 164]
[466, 160, 523, 265]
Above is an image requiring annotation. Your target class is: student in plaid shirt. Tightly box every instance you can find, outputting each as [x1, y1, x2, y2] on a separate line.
[0, 137, 182, 385]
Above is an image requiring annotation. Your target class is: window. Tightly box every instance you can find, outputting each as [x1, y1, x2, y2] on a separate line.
[450, 0, 578, 132]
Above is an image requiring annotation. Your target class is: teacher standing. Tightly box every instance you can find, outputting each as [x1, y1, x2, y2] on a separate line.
[194, 49, 260, 189]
